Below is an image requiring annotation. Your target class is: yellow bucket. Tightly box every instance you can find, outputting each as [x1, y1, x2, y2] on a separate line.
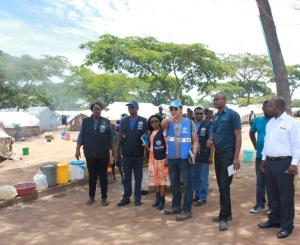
[56, 162, 69, 184]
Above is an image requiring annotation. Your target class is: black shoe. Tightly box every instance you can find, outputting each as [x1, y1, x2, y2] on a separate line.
[101, 199, 109, 207]
[219, 220, 228, 231]
[258, 221, 281, 229]
[152, 192, 160, 207]
[194, 199, 207, 206]
[175, 211, 192, 221]
[277, 229, 293, 239]
[157, 195, 165, 210]
[117, 199, 130, 207]
[86, 198, 95, 205]
[212, 215, 232, 222]
[164, 207, 181, 215]
[135, 201, 142, 206]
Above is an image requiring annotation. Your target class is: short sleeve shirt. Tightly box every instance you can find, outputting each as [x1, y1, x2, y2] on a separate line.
[250, 116, 269, 158]
[212, 107, 241, 151]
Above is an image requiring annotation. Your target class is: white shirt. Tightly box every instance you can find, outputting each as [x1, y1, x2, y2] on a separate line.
[262, 112, 300, 165]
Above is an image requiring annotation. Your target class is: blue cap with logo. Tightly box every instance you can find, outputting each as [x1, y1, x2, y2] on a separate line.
[169, 100, 182, 108]
[126, 100, 139, 108]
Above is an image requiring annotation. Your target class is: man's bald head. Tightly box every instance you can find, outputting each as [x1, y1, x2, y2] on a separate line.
[272, 96, 286, 110]
[268, 96, 286, 117]
[214, 92, 227, 110]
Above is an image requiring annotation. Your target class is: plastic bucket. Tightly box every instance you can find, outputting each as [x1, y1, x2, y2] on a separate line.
[70, 160, 85, 180]
[56, 162, 69, 184]
[243, 149, 254, 163]
[60, 131, 66, 139]
[64, 132, 70, 141]
[22, 147, 29, 156]
[41, 163, 57, 187]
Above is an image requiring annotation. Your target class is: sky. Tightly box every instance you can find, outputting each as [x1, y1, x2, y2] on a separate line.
[0, 0, 300, 96]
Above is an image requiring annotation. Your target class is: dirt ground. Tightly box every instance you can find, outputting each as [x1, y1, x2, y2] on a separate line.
[0, 124, 300, 244]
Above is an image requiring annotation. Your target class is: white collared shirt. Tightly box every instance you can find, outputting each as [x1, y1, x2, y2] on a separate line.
[262, 112, 300, 165]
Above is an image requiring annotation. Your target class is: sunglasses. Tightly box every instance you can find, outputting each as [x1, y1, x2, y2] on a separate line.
[150, 119, 159, 124]
[195, 112, 204, 115]
[128, 105, 136, 109]
[169, 106, 179, 111]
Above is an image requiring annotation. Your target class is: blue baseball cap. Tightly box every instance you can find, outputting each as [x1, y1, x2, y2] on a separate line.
[169, 100, 182, 108]
[126, 100, 139, 108]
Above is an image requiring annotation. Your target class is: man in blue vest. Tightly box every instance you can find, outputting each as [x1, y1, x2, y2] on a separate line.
[161, 100, 198, 221]
[207, 92, 241, 231]
[115, 100, 148, 207]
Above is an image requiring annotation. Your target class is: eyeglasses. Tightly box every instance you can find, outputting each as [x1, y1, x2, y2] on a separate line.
[150, 120, 159, 124]
[169, 106, 179, 111]
[195, 112, 204, 115]
[128, 105, 136, 109]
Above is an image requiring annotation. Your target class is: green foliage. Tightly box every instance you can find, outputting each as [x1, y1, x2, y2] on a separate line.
[68, 66, 136, 107]
[237, 95, 274, 106]
[81, 34, 228, 100]
[292, 99, 300, 107]
[0, 50, 69, 110]
[287, 65, 300, 98]
[223, 53, 273, 105]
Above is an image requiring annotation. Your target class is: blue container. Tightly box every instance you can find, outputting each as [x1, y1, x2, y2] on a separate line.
[70, 160, 86, 180]
[243, 149, 254, 163]
[60, 131, 66, 139]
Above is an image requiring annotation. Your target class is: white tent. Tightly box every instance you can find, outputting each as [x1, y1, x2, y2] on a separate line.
[27, 107, 59, 131]
[0, 111, 41, 138]
[0, 112, 39, 128]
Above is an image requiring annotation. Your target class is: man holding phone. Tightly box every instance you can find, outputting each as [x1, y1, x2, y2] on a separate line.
[161, 100, 198, 221]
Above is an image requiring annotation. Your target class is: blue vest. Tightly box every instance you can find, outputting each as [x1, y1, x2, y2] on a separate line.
[152, 129, 167, 160]
[167, 118, 192, 159]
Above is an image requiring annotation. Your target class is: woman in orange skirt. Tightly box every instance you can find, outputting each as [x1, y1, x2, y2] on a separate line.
[148, 115, 170, 210]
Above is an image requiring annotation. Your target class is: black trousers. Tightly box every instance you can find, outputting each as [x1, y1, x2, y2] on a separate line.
[86, 157, 109, 200]
[265, 157, 294, 231]
[215, 150, 234, 221]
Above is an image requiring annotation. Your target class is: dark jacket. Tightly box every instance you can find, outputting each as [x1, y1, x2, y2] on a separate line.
[120, 116, 147, 157]
[81, 116, 112, 159]
[196, 119, 212, 163]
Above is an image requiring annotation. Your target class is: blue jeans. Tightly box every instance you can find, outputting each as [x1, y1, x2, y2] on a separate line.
[122, 156, 143, 202]
[168, 158, 193, 212]
[255, 157, 266, 208]
[191, 162, 209, 201]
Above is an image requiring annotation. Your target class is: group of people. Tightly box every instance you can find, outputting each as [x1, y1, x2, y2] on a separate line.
[75, 93, 299, 239]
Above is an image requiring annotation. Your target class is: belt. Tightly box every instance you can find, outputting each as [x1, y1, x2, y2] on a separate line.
[266, 156, 291, 161]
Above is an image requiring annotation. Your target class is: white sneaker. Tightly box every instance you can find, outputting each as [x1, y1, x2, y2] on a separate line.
[249, 206, 264, 213]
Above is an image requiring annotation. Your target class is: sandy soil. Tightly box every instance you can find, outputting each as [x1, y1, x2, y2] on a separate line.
[0, 124, 299, 244]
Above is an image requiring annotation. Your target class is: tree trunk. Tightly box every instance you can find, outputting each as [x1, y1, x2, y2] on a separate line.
[247, 92, 251, 106]
[256, 0, 291, 113]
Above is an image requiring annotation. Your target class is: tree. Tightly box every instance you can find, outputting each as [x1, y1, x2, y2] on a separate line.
[0, 50, 69, 110]
[68, 66, 136, 107]
[223, 53, 272, 105]
[80, 34, 228, 101]
[201, 81, 246, 103]
[287, 65, 300, 98]
[256, 0, 291, 112]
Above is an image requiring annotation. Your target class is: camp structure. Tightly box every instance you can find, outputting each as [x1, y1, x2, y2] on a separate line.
[27, 107, 59, 131]
[0, 128, 14, 162]
[0, 111, 41, 139]
[68, 113, 89, 131]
